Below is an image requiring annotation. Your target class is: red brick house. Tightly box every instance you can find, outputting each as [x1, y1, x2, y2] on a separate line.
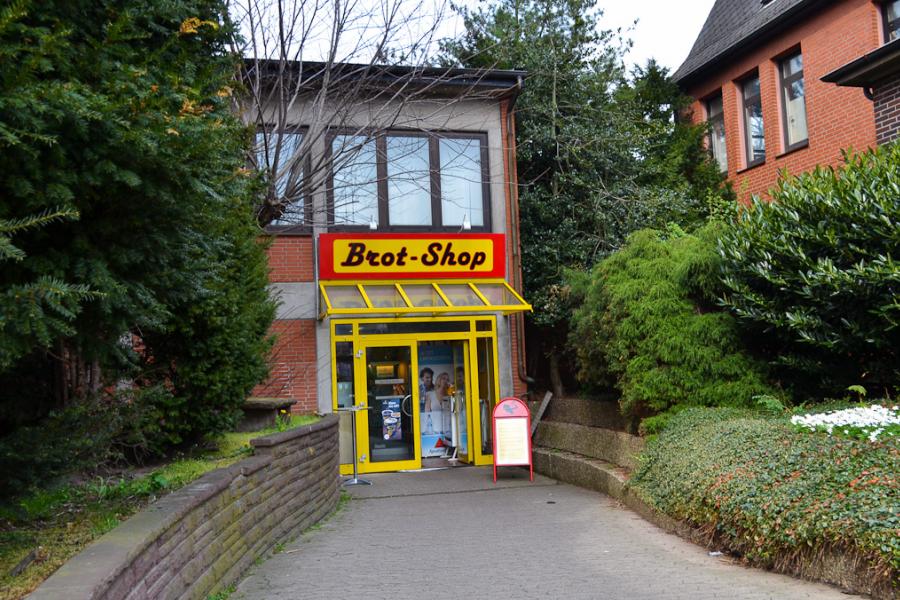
[675, 0, 899, 199]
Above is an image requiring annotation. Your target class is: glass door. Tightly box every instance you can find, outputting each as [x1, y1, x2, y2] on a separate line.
[356, 342, 421, 473]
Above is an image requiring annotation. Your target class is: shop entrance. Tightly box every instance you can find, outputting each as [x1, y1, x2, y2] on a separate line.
[333, 317, 500, 475]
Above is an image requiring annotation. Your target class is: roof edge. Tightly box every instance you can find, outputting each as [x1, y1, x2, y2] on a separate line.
[242, 58, 527, 91]
[821, 38, 900, 87]
[674, 0, 828, 89]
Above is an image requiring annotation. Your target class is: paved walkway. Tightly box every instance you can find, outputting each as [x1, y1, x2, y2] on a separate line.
[234, 466, 855, 600]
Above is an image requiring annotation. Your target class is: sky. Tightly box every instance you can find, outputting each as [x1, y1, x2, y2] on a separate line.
[434, 0, 717, 73]
[599, 0, 716, 73]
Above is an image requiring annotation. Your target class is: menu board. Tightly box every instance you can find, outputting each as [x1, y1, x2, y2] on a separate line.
[495, 418, 529, 465]
[492, 397, 534, 482]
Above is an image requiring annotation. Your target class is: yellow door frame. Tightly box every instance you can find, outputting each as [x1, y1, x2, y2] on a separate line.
[333, 316, 501, 473]
[353, 338, 421, 474]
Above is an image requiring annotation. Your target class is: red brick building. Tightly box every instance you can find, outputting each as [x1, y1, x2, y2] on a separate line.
[674, 0, 898, 199]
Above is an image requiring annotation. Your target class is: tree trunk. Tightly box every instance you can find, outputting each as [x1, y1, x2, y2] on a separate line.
[549, 352, 564, 400]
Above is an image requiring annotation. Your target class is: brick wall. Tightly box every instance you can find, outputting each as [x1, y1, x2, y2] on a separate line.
[267, 235, 314, 282]
[253, 319, 318, 413]
[685, 0, 879, 200]
[874, 75, 900, 144]
[32, 416, 340, 600]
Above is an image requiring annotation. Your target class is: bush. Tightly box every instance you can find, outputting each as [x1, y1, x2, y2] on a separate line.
[568, 224, 773, 431]
[631, 408, 899, 595]
[0, 396, 131, 497]
[718, 146, 900, 398]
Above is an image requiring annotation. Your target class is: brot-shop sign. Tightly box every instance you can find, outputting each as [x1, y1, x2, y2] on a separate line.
[318, 233, 506, 279]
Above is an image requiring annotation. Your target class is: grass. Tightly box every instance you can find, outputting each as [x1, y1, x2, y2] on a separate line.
[0, 414, 318, 600]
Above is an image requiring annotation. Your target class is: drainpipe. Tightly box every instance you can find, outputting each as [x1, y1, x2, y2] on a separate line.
[504, 76, 533, 388]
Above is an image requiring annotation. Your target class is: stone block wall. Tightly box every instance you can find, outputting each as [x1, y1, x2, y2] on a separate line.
[31, 415, 340, 600]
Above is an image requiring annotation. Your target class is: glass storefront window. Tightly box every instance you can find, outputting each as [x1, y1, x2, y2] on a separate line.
[335, 341, 356, 408]
[477, 338, 496, 456]
[366, 346, 414, 462]
[358, 321, 470, 335]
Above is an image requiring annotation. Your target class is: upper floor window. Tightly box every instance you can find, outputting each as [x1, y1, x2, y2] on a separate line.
[741, 74, 765, 166]
[779, 52, 808, 150]
[706, 93, 728, 173]
[257, 130, 307, 226]
[328, 131, 490, 231]
[884, 0, 900, 42]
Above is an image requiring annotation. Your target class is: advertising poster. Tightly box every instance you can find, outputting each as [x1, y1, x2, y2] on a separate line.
[417, 342, 465, 457]
[382, 398, 402, 441]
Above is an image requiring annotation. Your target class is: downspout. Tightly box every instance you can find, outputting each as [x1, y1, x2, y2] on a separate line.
[504, 76, 533, 388]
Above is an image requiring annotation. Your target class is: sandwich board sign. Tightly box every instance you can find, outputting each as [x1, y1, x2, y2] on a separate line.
[492, 397, 533, 482]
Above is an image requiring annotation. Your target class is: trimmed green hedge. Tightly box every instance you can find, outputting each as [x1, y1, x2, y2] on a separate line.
[631, 408, 899, 594]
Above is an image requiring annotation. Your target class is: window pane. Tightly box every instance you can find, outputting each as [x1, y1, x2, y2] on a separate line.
[742, 77, 760, 100]
[781, 54, 802, 79]
[888, 1, 900, 40]
[324, 285, 368, 309]
[439, 138, 484, 227]
[363, 285, 408, 308]
[782, 56, 808, 147]
[332, 135, 378, 226]
[707, 95, 723, 118]
[335, 341, 356, 409]
[257, 131, 304, 225]
[358, 321, 470, 335]
[440, 284, 485, 306]
[706, 95, 727, 173]
[403, 284, 447, 308]
[387, 136, 432, 226]
[476, 338, 496, 456]
[743, 77, 765, 163]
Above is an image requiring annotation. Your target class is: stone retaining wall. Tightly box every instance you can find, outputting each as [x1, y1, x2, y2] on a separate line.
[30, 415, 340, 600]
[534, 421, 644, 470]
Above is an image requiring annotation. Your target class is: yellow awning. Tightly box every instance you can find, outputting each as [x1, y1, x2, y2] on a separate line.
[318, 279, 531, 318]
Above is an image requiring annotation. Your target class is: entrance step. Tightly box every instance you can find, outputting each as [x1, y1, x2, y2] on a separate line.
[534, 421, 644, 470]
[539, 397, 626, 430]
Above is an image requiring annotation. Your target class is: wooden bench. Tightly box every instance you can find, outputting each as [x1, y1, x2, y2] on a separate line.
[238, 397, 297, 432]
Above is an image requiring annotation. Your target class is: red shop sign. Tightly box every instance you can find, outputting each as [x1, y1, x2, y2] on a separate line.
[492, 397, 533, 482]
[318, 233, 506, 280]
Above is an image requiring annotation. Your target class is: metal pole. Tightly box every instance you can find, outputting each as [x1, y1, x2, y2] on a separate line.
[343, 406, 371, 486]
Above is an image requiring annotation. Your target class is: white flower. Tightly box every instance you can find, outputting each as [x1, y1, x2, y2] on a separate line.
[791, 405, 900, 441]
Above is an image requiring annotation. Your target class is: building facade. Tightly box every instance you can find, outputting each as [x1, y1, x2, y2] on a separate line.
[249, 63, 530, 474]
[675, 0, 899, 199]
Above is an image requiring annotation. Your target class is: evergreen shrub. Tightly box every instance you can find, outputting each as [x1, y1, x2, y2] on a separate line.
[631, 408, 899, 594]
[568, 224, 773, 431]
[719, 146, 900, 398]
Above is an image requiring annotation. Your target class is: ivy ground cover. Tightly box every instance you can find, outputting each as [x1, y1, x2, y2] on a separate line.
[630, 408, 899, 596]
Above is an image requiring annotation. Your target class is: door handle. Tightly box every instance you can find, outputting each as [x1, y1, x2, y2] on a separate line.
[401, 394, 412, 417]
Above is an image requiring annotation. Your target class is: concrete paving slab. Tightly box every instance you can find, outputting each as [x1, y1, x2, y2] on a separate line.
[234, 465, 857, 600]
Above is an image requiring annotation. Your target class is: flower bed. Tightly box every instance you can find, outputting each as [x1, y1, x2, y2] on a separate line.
[791, 404, 900, 442]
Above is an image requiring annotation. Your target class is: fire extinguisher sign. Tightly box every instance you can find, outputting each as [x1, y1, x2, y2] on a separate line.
[492, 397, 534, 482]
